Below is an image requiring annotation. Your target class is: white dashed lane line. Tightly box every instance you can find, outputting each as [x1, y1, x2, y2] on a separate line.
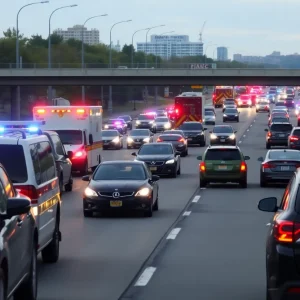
[183, 211, 191, 216]
[192, 195, 201, 203]
[166, 228, 181, 240]
[134, 267, 157, 286]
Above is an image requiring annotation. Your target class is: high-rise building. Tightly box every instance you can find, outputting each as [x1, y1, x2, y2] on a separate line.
[54, 25, 100, 45]
[137, 35, 203, 59]
[112, 40, 121, 52]
[217, 47, 228, 61]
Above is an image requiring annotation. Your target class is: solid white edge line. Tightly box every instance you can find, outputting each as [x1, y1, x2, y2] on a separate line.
[247, 129, 249, 131]
[166, 228, 181, 240]
[192, 195, 201, 203]
[183, 211, 191, 216]
[134, 267, 157, 286]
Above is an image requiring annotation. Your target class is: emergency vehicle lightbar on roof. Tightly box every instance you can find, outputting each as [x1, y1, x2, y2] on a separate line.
[0, 121, 45, 136]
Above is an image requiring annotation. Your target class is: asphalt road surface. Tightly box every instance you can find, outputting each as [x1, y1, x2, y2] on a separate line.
[37, 105, 279, 300]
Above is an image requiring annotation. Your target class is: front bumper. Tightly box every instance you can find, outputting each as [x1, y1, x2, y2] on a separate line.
[103, 141, 120, 149]
[127, 140, 148, 148]
[204, 119, 216, 124]
[136, 123, 153, 129]
[146, 163, 176, 175]
[223, 116, 238, 121]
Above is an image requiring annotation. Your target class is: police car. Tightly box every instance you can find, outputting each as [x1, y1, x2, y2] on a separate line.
[0, 121, 61, 263]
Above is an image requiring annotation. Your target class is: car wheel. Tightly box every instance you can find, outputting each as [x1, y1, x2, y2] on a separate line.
[84, 210, 93, 217]
[240, 179, 247, 188]
[223, 119, 226, 122]
[266, 143, 271, 149]
[237, 118, 239, 122]
[171, 169, 177, 178]
[177, 165, 181, 175]
[200, 141, 206, 147]
[14, 242, 37, 300]
[260, 176, 267, 187]
[199, 178, 207, 188]
[153, 193, 159, 211]
[64, 174, 73, 192]
[144, 205, 153, 217]
[80, 160, 88, 175]
[41, 216, 60, 263]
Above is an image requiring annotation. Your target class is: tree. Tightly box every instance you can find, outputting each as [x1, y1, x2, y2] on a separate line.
[122, 44, 134, 57]
[3, 27, 23, 39]
[28, 35, 47, 47]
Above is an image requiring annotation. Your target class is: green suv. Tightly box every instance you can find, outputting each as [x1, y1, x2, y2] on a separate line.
[197, 145, 250, 188]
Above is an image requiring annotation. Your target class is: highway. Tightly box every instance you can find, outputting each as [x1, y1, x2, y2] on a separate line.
[37, 106, 271, 300]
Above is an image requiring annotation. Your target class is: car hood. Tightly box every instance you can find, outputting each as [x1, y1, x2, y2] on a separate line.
[212, 132, 232, 137]
[136, 154, 174, 161]
[129, 135, 149, 139]
[102, 136, 118, 141]
[224, 112, 238, 115]
[182, 130, 202, 134]
[89, 180, 147, 192]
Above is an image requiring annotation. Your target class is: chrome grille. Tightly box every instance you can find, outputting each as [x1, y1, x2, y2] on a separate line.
[144, 161, 165, 166]
[98, 191, 135, 198]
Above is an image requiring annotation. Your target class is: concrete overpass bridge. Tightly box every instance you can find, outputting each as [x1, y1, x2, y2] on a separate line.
[0, 68, 300, 86]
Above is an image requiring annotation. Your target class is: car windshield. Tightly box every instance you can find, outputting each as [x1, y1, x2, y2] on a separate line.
[138, 144, 173, 155]
[130, 129, 149, 136]
[159, 135, 181, 141]
[118, 115, 130, 121]
[268, 151, 300, 160]
[54, 130, 82, 144]
[138, 115, 154, 120]
[205, 149, 241, 160]
[224, 109, 237, 114]
[179, 123, 203, 130]
[225, 101, 235, 105]
[102, 130, 118, 137]
[205, 111, 214, 116]
[270, 124, 293, 131]
[0, 145, 28, 183]
[155, 117, 169, 122]
[213, 126, 233, 133]
[93, 164, 146, 180]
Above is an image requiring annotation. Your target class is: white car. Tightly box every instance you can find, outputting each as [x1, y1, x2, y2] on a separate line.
[203, 111, 216, 125]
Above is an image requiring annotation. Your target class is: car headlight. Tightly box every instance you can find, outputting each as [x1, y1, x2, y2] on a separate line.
[296, 110, 299, 115]
[143, 137, 150, 142]
[210, 134, 217, 139]
[135, 187, 150, 196]
[164, 123, 171, 129]
[223, 114, 227, 117]
[247, 100, 251, 104]
[84, 187, 98, 197]
[149, 120, 154, 124]
[256, 105, 259, 108]
[229, 134, 235, 139]
[136, 121, 140, 125]
[112, 137, 119, 143]
[235, 114, 238, 117]
[127, 137, 133, 143]
[238, 101, 242, 105]
[166, 159, 175, 164]
[104, 125, 109, 129]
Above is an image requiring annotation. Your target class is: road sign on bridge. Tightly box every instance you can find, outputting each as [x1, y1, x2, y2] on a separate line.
[190, 63, 217, 69]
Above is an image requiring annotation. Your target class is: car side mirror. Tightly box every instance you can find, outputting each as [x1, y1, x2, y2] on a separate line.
[257, 157, 264, 162]
[258, 197, 278, 212]
[5, 197, 31, 218]
[197, 155, 202, 160]
[264, 129, 269, 132]
[131, 152, 137, 156]
[82, 175, 90, 182]
[89, 134, 93, 145]
[244, 156, 250, 160]
[67, 151, 73, 159]
[151, 175, 160, 181]
[175, 151, 181, 156]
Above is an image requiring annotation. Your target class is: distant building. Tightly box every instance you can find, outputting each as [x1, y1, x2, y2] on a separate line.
[111, 40, 121, 52]
[217, 47, 228, 61]
[54, 25, 99, 45]
[137, 35, 203, 59]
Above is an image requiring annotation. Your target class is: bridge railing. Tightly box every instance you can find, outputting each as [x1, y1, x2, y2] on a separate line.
[0, 63, 283, 69]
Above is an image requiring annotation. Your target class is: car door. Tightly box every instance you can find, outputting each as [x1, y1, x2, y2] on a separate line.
[51, 134, 72, 184]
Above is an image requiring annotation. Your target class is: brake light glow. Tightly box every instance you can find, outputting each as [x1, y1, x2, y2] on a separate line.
[200, 162, 206, 172]
[72, 148, 87, 159]
[16, 185, 39, 205]
[156, 138, 162, 142]
[240, 162, 246, 171]
[288, 287, 300, 294]
[290, 136, 299, 141]
[178, 138, 185, 142]
[273, 220, 300, 243]
[262, 162, 275, 170]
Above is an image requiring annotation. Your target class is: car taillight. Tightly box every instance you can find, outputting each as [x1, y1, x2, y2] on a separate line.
[290, 136, 299, 141]
[156, 138, 162, 142]
[73, 148, 87, 159]
[288, 287, 300, 294]
[267, 132, 271, 137]
[273, 220, 300, 243]
[240, 162, 246, 171]
[200, 162, 206, 172]
[178, 138, 185, 142]
[16, 185, 39, 204]
[262, 162, 275, 170]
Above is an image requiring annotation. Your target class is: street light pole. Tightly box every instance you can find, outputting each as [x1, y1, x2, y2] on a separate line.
[108, 19, 132, 114]
[131, 28, 150, 68]
[48, 4, 77, 102]
[81, 14, 108, 103]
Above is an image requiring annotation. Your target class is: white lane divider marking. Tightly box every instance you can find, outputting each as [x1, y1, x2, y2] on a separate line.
[200, 187, 206, 190]
[247, 129, 249, 131]
[183, 211, 191, 216]
[238, 141, 242, 144]
[167, 228, 181, 240]
[192, 195, 201, 203]
[243, 135, 246, 137]
[134, 267, 157, 286]
[250, 124, 253, 127]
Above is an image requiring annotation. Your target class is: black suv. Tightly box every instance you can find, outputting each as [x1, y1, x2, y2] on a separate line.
[265, 122, 293, 149]
[258, 169, 300, 300]
[178, 122, 207, 146]
[0, 163, 37, 300]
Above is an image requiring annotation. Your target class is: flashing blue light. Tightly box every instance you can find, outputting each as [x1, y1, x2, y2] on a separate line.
[28, 127, 39, 132]
[0, 127, 4, 133]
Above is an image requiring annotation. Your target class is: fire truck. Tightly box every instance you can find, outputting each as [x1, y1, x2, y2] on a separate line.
[173, 92, 204, 128]
[212, 86, 234, 108]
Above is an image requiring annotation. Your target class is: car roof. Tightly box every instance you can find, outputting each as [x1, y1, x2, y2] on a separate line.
[270, 122, 291, 125]
[268, 149, 299, 153]
[159, 133, 181, 137]
[182, 121, 201, 124]
[207, 145, 240, 150]
[213, 125, 233, 127]
[101, 160, 145, 165]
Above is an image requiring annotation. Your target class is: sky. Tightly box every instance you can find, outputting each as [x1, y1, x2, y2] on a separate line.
[2, 0, 300, 59]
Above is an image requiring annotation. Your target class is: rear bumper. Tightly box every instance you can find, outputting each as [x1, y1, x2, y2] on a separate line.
[187, 136, 205, 145]
[261, 172, 294, 182]
[270, 282, 300, 300]
[200, 172, 246, 183]
[267, 139, 288, 146]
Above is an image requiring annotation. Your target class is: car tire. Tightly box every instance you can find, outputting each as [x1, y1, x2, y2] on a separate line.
[171, 169, 177, 178]
[153, 194, 159, 211]
[144, 205, 153, 217]
[41, 216, 60, 263]
[177, 165, 181, 175]
[266, 143, 271, 149]
[199, 178, 207, 188]
[260, 177, 267, 187]
[200, 141, 206, 147]
[80, 160, 88, 175]
[84, 210, 93, 217]
[223, 119, 226, 122]
[65, 174, 73, 192]
[14, 243, 38, 300]
[237, 118, 239, 122]
[0, 269, 6, 300]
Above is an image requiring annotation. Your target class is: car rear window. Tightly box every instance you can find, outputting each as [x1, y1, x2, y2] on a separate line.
[0, 145, 28, 183]
[269, 151, 300, 160]
[270, 124, 293, 131]
[292, 129, 300, 137]
[180, 123, 203, 130]
[205, 149, 241, 160]
[159, 135, 181, 141]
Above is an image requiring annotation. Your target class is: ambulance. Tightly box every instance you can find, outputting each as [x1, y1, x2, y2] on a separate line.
[33, 106, 102, 174]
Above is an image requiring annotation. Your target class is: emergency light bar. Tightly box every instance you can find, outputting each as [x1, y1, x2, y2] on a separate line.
[0, 121, 45, 133]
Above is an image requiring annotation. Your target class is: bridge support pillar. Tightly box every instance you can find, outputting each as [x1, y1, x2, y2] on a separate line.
[10, 86, 20, 120]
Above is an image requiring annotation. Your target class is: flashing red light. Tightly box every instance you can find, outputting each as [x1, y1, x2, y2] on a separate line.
[240, 162, 246, 171]
[156, 138, 162, 142]
[175, 109, 179, 114]
[16, 185, 39, 205]
[200, 162, 206, 172]
[115, 121, 121, 125]
[290, 136, 299, 141]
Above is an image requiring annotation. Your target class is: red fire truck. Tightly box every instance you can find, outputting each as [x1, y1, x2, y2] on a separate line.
[173, 92, 204, 128]
[212, 86, 234, 108]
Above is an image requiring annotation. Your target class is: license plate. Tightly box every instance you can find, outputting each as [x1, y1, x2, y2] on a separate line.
[279, 134, 285, 137]
[218, 165, 227, 170]
[220, 139, 225, 142]
[188, 138, 193, 141]
[110, 201, 122, 207]
[281, 166, 290, 171]
[150, 167, 157, 171]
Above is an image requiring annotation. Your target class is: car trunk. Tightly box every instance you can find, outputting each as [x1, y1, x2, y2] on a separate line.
[266, 160, 300, 172]
[206, 160, 241, 174]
